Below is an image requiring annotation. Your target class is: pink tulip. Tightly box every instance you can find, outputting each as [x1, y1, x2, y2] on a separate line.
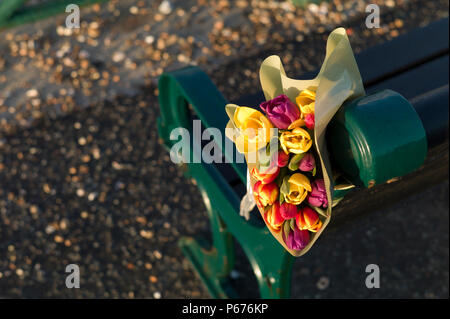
[307, 179, 328, 208]
[260, 94, 301, 129]
[284, 227, 310, 251]
[298, 153, 315, 172]
[304, 113, 315, 129]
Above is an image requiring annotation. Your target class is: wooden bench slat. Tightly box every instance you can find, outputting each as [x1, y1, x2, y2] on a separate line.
[356, 17, 449, 87]
[231, 18, 449, 107]
[158, 19, 449, 299]
[411, 85, 449, 148]
[177, 19, 449, 195]
[367, 55, 449, 99]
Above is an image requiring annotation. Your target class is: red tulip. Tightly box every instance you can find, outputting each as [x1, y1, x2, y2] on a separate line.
[275, 151, 289, 168]
[279, 202, 298, 219]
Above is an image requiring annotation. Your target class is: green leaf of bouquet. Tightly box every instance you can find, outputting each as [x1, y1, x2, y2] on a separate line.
[310, 205, 327, 218]
[275, 167, 288, 186]
[258, 162, 270, 173]
[265, 140, 271, 156]
[225, 104, 238, 121]
[289, 218, 296, 230]
[312, 166, 317, 176]
[279, 192, 285, 204]
[258, 141, 278, 170]
[280, 176, 290, 195]
[258, 147, 271, 166]
[332, 196, 344, 208]
[288, 153, 305, 171]
[288, 161, 297, 171]
[283, 221, 291, 241]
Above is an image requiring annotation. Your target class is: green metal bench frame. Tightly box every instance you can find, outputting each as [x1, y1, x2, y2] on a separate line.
[157, 18, 448, 299]
[158, 67, 294, 298]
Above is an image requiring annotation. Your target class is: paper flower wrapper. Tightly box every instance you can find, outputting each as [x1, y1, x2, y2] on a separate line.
[225, 28, 365, 257]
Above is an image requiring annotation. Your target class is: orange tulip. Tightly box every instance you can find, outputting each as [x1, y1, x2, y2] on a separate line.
[264, 201, 284, 232]
[251, 166, 280, 184]
[296, 206, 323, 232]
[253, 181, 279, 207]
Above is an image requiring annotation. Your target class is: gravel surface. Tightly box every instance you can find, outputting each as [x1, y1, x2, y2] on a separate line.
[2, 0, 448, 134]
[0, 94, 211, 298]
[0, 91, 447, 299]
[0, 0, 448, 298]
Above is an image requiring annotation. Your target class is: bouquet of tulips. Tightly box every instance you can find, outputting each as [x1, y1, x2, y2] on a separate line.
[225, 28, 365, 256]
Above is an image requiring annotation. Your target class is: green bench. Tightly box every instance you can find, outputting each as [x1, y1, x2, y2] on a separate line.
[157, 18, 449, 298]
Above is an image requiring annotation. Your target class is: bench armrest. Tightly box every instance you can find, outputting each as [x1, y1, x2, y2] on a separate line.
[157, 66, 247, 182]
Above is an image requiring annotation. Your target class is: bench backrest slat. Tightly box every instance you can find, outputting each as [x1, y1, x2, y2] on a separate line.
[231, 18, 449, 106]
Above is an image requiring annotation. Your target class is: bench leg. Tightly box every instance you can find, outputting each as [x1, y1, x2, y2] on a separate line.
[158, 66, 295, 298]
[236, 228, 295, 298]
[179, 188, 237, 298]
[179, 166, 294, 298]
[179, 205, 294, 299]
[180, 188, 294, 299]
[249, 250, 294, 298]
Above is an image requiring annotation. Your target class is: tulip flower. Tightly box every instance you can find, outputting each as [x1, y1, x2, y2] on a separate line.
[275, 151, 289, 168]
[284, 173, 311, 205]
[298, 153, 315, 172]
[296, 206, 323, 232]
[280, 120, 313, 154]
[304, 113, 315, 130]
[265, 201, 285, 232]
[295, 89, 315, 116]
[308, 179, 328, 208]
[260, 94, 301, 129]
[251, 166, 279, 184]
[230, 106, 274, 154]
[284, 227, 310, 251]
[279, 202, 298, 219]
[253, 181, 279, 207]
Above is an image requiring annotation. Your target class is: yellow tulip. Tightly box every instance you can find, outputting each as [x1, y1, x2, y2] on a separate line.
[285, 173, 311, 205]
[279, 120, 312, 154]
[295, 89, 316, 116]
[233, 107, 274, 154]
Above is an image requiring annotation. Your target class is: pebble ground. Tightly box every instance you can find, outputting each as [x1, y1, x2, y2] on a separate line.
[0, 0, 448, 298]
